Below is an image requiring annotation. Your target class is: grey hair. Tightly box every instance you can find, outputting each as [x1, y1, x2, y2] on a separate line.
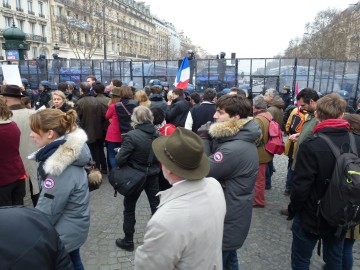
[253, 95, 267, 109]
[265, 88, 278, 97]
[131, 105, 154, 128]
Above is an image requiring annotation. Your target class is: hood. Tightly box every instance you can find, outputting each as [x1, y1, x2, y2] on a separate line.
[43, 128, 91, 176]
[135, 122, 157, 135]
[209, 117, 260, 143]
[270, 95, 284, 109]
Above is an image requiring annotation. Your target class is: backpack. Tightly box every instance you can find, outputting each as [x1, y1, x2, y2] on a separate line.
[282, 104, 297, 131]
[288, 108, 306, 135]
[115, 99, 138, 134]
[316, 133, 360, 237]
[258, 113, 285, 155]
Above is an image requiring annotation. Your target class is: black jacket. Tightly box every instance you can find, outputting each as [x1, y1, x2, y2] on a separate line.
[149, 94, 167, 112]
[0, 206, 73, 270]
[289, 128, 360, 237]
[166, 97, 190, 127]
[116, 122, 160, 176]
[35, 90, 51, 110]
[190, 102, 216, 132]
[115, 99, 139, 134]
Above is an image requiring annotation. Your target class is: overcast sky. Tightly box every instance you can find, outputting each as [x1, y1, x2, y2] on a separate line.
[144, 0, 351, 58]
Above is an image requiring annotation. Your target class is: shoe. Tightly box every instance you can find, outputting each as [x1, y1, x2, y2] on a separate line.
[265, 185, 272, 190]
[115, 238, 134, 251]
[284, 190, 291, 196]
[253, 204, 265, 208]
[280, 208, 289, 216]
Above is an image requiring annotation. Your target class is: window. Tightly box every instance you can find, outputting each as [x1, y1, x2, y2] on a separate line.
[56, 6, 62, 16]
[41, 25, 46, 36]
[28, 0, 32, 12]
[60, 28, 64, 40]
[4, 17, 12, 28]
[29, 22, 35, 34]
[16, 0, 21, 9]
[38, 1, 43, 16]
[32, 47, 37, 58]
[17, 19, 24, 30]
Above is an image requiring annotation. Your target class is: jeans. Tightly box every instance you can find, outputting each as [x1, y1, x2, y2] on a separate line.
[285, 168, 294, 192]
[291, 214, 344, 270]
[265, 160, 274, 189]
[69, 249, 84, 270]
[342, 238, 355, 270]
[106, 141, 121, 170]
[222, 250, 239, 270]
[123, 174, 159, 237]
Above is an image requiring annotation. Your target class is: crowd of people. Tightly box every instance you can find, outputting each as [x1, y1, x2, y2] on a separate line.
[1, 74, 360, 270]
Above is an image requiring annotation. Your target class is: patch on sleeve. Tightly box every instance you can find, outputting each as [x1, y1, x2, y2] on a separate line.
[43, 178, 55, 189]
[213, 151, 224, 163]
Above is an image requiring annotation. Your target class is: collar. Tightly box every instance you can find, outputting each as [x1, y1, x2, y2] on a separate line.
[8, 104, 25, 110]
[0, 119, 12, 124]
[157, 178, 206, 208]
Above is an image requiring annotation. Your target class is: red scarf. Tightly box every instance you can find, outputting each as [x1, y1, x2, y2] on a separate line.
[313, 119, 350, 134]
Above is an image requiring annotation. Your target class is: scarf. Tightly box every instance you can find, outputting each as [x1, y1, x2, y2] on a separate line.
[35, 139, 66, 162]
[313, 119, 350, 134]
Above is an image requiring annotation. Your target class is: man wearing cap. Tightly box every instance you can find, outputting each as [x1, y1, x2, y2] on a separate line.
[0, 85, 39, 206]
[135, 128, 226, 270]
[198, 94, 260, 269]
[280, 85, 293, 111]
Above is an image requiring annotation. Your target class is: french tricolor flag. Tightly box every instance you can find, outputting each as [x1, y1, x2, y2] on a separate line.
[174, 57, 190, 89]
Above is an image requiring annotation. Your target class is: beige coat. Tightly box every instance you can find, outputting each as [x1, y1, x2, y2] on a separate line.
[135, 177, 226, 270]
[11, 107, 39, 195]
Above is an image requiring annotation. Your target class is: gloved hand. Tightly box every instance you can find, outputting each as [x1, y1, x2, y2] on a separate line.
[197, 121, 212, 139]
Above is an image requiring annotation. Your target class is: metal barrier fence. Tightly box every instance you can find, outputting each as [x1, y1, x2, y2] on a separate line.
[1, 57, 359, 107]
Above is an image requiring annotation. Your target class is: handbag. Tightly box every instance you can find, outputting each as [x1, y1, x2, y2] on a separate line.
[108, 131, 157, 197]
[85, 160, 102, 192]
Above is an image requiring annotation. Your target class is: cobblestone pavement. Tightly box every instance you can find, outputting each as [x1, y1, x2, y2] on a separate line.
[26, 154, 360, 269]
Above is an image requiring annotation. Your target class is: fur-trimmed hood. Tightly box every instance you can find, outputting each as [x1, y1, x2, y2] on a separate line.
[43, 128, 90, 176]
[209, 117, 260, 143]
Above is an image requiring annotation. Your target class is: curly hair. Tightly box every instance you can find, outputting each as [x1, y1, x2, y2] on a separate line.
[0, 98, 12, 120]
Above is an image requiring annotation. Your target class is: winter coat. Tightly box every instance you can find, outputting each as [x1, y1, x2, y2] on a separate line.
[0, 206, 73, 270]
[105, 102, 122, 142]
[185, 101, 216, 133]
[254, 112, 273, 164]
[267, 96, 284, 127]
[289, 128, 360, 237]
[116, 122, 160, 176]
[33, 128, 91, 252]
[166, 97, 190, 127]
[9, 105, 39, 195]
[34, 90, 51, 110]
[75, 94, 107, 143]
[149, 94, 167, 112]
[96, 94, 111, 108]
[115, 99, 139, 135]
[203, 118, 260, 250]
[280, 92, 292, 111]
[135, 178, 226, 270]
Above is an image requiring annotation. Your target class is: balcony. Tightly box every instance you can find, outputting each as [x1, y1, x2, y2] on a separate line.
[3, 3, 11, 9]
[16, 7, 24, 12]
[39, 13, 45, 18]
[28, 10, 35, 15]
[26, 34, 47, 42]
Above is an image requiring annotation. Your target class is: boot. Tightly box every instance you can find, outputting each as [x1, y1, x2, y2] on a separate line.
[115, 234, 134, 251]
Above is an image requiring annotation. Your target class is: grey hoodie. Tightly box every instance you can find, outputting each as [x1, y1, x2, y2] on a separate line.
[203, 118, 260, 251]
[35, 128, 91, 252]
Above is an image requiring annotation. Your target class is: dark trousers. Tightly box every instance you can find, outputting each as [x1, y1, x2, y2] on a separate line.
[0, 180, 26, 206]
[123, 174, 159, 238]
[266, 160, 274, 189]
[88, 139, 107, 170]
[158, 169, 172, 191]
[69, 248, 84, 270]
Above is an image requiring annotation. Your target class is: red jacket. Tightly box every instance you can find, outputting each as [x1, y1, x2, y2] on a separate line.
[105, 102, 122, 142]
[0, 121, 26, 186]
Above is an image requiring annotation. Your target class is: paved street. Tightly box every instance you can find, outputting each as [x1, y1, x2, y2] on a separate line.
[26, 154, 360, 269]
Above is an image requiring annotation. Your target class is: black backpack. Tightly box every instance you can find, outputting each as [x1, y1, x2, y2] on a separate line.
[317, 133, 360, 237]
[283, 104, 297, 131]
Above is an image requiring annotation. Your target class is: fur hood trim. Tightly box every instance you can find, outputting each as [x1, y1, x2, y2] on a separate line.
[209, 117, 253, 138]
[43, 128, 88, 176]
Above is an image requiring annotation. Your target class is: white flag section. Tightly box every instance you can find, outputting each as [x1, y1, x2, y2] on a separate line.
[2, 65, 22, 87]
[173, 57, 190, 90]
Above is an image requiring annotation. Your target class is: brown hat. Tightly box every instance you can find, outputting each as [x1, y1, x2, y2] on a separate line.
[0, 85, 23, 98]
[152, 127, 210, 180]
[112, 87, 121, 97]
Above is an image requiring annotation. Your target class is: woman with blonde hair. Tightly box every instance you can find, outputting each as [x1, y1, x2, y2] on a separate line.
[134, 90, 151, 107]
[29, 108, 91, 270]
[0, 98, 26, 206]
[51, 90, 74, 112]
[105, 87, 122, 170]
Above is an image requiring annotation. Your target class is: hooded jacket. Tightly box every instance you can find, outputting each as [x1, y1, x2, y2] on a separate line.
[267, 96, 284, 127]
[203, 118, 260, 251]
[33, 128, 91, 252]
